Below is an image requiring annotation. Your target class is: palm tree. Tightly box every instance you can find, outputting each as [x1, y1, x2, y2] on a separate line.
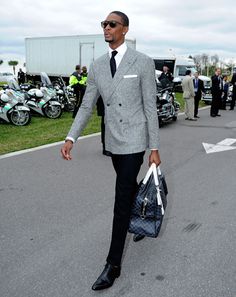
[8, 60, 19, 75]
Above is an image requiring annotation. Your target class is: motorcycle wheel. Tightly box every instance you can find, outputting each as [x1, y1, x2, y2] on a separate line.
[10, 110, 31, 126]
[43, 104, 62, 119]
[64, 102, 75, 112]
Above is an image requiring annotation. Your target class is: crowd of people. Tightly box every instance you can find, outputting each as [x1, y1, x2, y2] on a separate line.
[181, 67, 236, 120]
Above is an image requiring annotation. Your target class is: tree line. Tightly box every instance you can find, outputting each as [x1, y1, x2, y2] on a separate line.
[189, 54, 234, 77]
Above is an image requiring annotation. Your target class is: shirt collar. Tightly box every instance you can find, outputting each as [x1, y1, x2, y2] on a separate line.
[109, 42, 127, 57]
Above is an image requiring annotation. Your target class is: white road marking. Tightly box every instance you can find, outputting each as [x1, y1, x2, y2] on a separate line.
[203, 138, 236, 154]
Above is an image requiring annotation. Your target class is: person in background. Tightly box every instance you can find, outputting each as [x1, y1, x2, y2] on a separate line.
[211, 68, 223, 117]
[69, 65, 86, 118]
[96, 96, 111, 156]
[79, 66, 88, 109]
[193, 71, 204, 118]
[221, 75, 229, 110]
[158, 65, 173, 88]
[182, 70, 196, 121]
[17, 68, 25, 85]
[81, 66, 88, 78]
[230, 72, 236, 110]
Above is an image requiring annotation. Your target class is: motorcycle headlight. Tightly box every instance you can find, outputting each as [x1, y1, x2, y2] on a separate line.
[1, 93, 10, 103]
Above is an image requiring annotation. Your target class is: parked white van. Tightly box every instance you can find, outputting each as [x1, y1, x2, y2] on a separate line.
[152, 56, 211, 92]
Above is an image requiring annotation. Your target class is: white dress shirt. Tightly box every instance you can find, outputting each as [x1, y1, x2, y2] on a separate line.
[108, 42, 127, 69]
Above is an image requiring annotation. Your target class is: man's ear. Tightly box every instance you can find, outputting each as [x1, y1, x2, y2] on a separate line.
[123, 27, 129, 35]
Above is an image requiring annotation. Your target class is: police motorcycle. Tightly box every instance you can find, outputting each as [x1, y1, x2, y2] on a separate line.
[0, 79, 31, 126]
[24, 72, 62, 119]
[52, 76, 75, 112]
[156, 78, 180, 126]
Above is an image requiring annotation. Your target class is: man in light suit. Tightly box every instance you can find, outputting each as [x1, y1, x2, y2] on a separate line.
[61, 11, 161, 291]
[182, 69, 197, 121]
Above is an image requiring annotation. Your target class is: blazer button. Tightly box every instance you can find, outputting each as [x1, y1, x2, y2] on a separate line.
[107, 103, 110, 107]
[119, 103, 122, 106]
[120, 119, 123, 122]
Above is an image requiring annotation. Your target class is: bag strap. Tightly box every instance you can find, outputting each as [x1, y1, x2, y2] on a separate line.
[142, 163, 165, 215]
[143, 163, 162, 185]
[142, 163, 156, 185]
[152, 164, 165, 215]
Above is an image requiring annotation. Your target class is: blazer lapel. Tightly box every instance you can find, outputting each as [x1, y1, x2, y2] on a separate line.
[107, 48, 137, 101]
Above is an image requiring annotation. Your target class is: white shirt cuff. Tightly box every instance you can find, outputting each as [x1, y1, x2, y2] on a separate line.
[65, 136, 75, 143]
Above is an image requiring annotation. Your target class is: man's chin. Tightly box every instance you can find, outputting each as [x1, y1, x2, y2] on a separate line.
[105, 38, 114, 43]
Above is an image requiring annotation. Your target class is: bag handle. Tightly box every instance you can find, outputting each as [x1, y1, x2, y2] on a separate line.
[142, 163, 156, 185]
[143, 163, 162, 185]
[142, 163, 164, 214]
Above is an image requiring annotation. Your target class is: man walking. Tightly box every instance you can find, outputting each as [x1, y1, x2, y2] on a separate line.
[193, 71, 204, 118]
[182, 70, 196, 121]
[61, 11, 161, 291]
[211, 68, 223, 117]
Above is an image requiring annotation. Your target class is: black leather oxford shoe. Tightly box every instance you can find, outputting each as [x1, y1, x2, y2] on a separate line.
[133, 234, 145, 242]
[91, 263, 121, 291]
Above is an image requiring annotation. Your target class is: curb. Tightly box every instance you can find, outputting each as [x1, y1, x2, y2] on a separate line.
[0, 132, 101, 160]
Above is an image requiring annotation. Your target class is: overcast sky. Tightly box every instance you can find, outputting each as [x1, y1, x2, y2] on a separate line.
[1, 0, 236, 72]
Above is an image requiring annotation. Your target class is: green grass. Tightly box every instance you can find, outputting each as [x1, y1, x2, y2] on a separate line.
[0, 110, 101, 155]
[175, 92, 206, 111]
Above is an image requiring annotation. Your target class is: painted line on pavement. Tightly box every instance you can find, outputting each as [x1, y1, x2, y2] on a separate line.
[0, 132, 101, 160]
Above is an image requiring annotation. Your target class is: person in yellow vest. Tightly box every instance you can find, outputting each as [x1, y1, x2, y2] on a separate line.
[81, 66, 88, 82]
[70, 65, 86, 118]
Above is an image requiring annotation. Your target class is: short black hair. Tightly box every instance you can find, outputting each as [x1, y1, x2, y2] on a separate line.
[75, 65, 80, 70]
[111, 11, 129, 26]
[185, 70, 191, 75]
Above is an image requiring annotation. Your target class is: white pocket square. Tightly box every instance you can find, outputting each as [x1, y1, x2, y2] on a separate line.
[123, 74, 138, 78]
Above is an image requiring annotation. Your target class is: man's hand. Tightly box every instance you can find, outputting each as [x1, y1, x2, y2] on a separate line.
[61, 140, 73, 160]
[149, 150, 161, 167]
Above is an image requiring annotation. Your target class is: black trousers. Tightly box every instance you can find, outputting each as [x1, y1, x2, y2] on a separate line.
[221, 93, 227, 110]
[101, 115, 105, 151]
[230, 93, 236, 110]
[106, 151, 145, 266]
[211, 91, 222, 116]
[194, 95, 201, 117]
[72, 87, 85, 118]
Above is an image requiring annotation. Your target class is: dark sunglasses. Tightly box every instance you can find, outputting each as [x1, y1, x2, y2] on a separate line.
[101, 20, 124, 29]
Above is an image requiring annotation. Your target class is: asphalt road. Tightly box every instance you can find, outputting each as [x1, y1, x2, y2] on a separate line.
[1, 107, 236, 297]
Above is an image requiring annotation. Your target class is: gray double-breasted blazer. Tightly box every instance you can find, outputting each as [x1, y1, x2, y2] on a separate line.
[66, 47, 160, 154]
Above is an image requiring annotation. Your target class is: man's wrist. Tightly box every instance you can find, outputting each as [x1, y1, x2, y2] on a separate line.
[65, 137, 75, 144]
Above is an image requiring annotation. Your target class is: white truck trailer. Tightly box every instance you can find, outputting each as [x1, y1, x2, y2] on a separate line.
[25, 34, 136, 78]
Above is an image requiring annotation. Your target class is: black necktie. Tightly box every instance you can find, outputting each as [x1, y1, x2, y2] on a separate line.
[110, 50, 118, 78]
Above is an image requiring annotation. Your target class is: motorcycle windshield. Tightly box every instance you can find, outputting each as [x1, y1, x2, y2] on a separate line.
[40, 72, 52, 87]
[7, 78, 21, 91]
